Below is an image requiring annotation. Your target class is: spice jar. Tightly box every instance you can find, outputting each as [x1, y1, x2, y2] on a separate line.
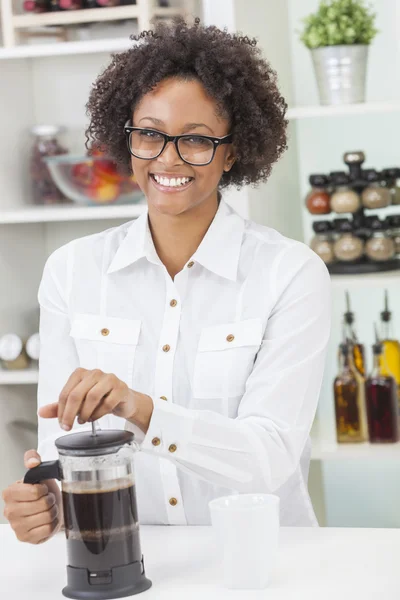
[330, 172, 360, 214]
[305, 175, 331, 215]
[361, 169, 391, 209]
[310, 221, 335, 264]
[30, 125, 68, 205]
[365, 218, 395, 262]
[382, 168, 400, 205]
[386, 215, 400, 256]
[333, 220, 364, 262]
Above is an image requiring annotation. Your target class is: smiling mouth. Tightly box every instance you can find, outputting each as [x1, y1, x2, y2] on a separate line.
[150, 173, 194, 191]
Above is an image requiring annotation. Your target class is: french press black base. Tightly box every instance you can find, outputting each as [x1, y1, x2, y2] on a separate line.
[63, 560, 152, 600]
[24, 429, 152, 600]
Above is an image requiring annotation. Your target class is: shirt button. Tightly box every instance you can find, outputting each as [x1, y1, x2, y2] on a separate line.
[151, 437, 161, 446]
[160, 396, 168, 401]
[101, 328, 110, 336]
[187, 261, 195, 268]
[162, 344, 171, 353]
[170, 299, 178, 307]
[169, 497, 178, 506]
[168, 444, 177, 453]
[226, 334, 235, 342]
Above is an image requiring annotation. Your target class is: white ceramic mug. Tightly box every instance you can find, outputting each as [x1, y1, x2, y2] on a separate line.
[209, 493, 280, 589]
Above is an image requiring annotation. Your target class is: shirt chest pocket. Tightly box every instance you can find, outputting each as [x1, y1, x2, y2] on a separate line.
[192, 318, 263, 399]
[70, 314, 141, 388]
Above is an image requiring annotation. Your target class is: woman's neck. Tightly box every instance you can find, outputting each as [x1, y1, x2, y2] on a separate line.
[148, 194, 219, 280]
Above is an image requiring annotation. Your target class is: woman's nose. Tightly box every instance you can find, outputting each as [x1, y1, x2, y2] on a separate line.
[159, 140, 183, 166]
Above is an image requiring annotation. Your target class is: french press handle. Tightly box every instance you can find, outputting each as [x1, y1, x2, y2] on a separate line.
[23, 460, 62, 484]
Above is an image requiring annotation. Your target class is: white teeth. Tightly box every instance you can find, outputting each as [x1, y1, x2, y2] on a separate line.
[153, 175, 191, 187]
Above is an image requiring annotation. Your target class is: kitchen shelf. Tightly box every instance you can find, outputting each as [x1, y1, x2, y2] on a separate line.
[0, 202, 147, 224]
[0, 36, 135, 59]
[0, 368, 38, 385]
[311, 438, 400, 460]
[287, 102, 400, 120]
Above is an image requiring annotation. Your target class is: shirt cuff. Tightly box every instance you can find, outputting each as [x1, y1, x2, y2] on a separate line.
[140, 398, 195, 456]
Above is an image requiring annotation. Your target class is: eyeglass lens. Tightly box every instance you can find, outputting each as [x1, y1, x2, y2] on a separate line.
[129, 130, 214, 165]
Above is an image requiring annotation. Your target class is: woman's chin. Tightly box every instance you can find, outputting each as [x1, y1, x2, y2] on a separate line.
[147, 193, 194, 216]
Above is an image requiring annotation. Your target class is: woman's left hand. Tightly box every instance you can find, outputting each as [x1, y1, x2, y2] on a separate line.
[38, 368, 154, 433]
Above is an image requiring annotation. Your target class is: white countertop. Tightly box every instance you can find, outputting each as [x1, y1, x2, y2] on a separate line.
[1, 524, 399, 599]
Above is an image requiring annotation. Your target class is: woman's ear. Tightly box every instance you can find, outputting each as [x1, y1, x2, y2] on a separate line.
[223, 147, 236, 172]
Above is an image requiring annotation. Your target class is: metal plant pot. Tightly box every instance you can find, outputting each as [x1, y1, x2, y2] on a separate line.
[311, 44, 369, 105]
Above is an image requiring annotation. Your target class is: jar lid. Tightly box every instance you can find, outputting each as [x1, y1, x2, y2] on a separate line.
[312, 220, 332, 233]
[334, 218, 353, 233]
[382, 168, 398, 179]
[331, 171, 350, 185]
[309, 174, 329, 187]
[343, 151, 365, 165]
[388, 215, 400, 228]
[368, 216, 383, 231]
[363, 168, 379, 183]
[30, 125, 65, 137]
[55, 429, 134, 456]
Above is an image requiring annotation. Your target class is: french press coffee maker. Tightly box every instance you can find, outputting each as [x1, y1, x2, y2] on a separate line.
[24, 427, 152, 599]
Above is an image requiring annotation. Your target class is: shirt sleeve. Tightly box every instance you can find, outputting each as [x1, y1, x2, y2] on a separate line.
[36, 243, 90, 462]
[140, 244, 331, 493]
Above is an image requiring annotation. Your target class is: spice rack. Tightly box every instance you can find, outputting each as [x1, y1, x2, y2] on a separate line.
[309, 151, 400, 275]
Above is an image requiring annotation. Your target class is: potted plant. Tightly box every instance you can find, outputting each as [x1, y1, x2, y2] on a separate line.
[299, 0, 378, 106]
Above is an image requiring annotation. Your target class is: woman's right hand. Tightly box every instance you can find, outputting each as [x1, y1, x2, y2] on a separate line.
[2, 450, 63, 544]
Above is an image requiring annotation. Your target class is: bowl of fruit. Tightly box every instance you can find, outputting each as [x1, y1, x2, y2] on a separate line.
[44, 152, 143, 206]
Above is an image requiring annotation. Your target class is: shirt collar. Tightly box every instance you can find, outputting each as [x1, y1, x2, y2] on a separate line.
[107, 198, 244, 281]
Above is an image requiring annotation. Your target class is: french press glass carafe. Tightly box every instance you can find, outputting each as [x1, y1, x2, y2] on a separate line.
[24, 429, 151, 600]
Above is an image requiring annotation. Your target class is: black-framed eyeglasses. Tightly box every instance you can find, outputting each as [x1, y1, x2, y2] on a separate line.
[124, 121, 233, 166]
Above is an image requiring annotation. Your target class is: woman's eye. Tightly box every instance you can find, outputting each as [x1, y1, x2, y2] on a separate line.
[186, 136, 209, 146]
[140, 130, 162, 140]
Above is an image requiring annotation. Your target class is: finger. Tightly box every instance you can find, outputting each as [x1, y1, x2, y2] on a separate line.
[5, 494, 56, 521]
[3, 482, 49, 503]
[25, 503, 59, 532]
[24, 450, 41, 469]
[88, 388, 121, 422]
[78, 375, 119, 423]
[20, 519, 60, 545]
[61, 370, 108, 431]
[58, 368, 87, 424]
[38, 403, 59, 420]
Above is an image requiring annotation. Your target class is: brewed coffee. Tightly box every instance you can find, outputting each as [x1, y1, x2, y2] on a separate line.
[62, 476, 141, 571]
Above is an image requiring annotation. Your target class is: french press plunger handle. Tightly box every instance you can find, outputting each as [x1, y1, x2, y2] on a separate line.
[23, 460, 62, 484]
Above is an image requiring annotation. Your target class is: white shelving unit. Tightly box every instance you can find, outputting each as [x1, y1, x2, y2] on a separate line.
[0, 202, 147, 224]
[0, 0, 190, 48]
[0, 368, 39, 385]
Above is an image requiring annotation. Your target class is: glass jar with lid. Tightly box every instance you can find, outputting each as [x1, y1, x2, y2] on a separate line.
[333, 219, 364, 262]
[30, 125, 69, 205]
[305, 174, 331, 215]
[385, 215, 400, 256]
[330, 172, 361, 214]
[310, 220, 335, 264]
[361, 169, 391, 210]
[381, 168, 400, 206]
[365, 218, 395, 262]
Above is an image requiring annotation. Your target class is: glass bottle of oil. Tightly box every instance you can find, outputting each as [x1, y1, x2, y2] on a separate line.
[366, 326, 399, 443]
[343, 290, 366, 376]
[379, 290, 400, 411]
[334, 339, 367, 443]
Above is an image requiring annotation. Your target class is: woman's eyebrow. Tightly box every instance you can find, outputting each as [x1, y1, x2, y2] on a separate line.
[138, 116, 214, 134]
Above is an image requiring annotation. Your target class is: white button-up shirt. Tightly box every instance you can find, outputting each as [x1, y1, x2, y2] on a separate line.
[37, 198, 331, 526]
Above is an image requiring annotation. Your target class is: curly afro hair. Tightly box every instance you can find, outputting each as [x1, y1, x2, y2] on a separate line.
[85, 17, 288, 189]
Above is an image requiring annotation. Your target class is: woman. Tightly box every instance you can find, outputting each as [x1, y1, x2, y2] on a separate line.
[3, 18, 330, 544]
